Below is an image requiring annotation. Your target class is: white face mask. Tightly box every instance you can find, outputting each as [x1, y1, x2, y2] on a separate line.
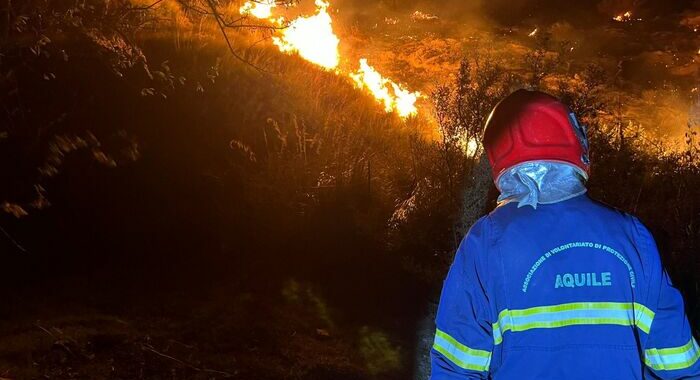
[496, 161, 588, 209]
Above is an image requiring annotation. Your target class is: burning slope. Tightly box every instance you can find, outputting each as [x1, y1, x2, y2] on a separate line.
[350, 59, 420, 118]
[272, 0, 340, 70]
[239, 0, 420, 118]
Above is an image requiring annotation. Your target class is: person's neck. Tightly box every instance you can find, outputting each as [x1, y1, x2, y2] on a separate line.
[496, 161, 587, 209]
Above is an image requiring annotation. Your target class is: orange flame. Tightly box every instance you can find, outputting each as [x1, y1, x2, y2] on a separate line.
[240, 0, 420, 118]
[271, 0, 340, 70]
[349, 59, 419, 118]
[240, 0, 276, 19]
[613, 11, 632, 22]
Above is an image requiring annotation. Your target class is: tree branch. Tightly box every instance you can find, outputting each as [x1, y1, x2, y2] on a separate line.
[204, 0, 267, 72]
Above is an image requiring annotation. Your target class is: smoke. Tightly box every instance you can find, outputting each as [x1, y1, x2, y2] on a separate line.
[334, 0, 697, 27]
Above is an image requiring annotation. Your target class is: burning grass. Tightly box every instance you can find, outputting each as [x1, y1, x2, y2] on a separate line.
[3, 3, 700, 379]
[239, 0, 422, 118]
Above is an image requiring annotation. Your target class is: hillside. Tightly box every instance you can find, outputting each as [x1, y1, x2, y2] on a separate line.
[2, 1, 700, 379]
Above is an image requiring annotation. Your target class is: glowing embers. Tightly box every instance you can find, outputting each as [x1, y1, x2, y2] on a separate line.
[612, 11, 641, 23]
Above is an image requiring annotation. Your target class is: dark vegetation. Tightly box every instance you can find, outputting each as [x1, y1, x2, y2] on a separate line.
[0, 1, 699, 379]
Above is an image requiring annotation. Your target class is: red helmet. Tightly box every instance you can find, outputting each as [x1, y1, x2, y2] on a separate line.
[482, 89, 590, 182]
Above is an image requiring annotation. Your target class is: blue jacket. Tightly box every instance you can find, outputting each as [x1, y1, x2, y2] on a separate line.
[431, 194, 700, 379]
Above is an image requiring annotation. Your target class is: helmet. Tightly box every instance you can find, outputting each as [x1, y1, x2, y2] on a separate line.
[482, 89, 590, 183]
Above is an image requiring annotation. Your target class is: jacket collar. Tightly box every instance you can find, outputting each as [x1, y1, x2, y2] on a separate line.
[496, 161, 588, 209]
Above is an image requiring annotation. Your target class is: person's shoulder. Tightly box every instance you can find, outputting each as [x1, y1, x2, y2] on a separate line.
[587, 196, 655, 229]
[456, 215, 498, 257]
[587, 197, 662, 267]
[463, 214, 492, 241]
[623, 212, 657, 250]
[583, 195, 630, 218]
[484, 201, 520, 224]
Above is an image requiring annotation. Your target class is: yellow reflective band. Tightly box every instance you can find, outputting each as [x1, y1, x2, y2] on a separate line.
[645, 338, 700, 371]
[432, 329, 492, 372]
[492, 302, 655, 345]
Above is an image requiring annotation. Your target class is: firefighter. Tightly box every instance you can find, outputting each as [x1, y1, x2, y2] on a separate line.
[430, 89, 700, 379]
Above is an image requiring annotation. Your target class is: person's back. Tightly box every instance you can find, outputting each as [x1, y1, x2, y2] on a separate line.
[430, 90, 700, 379]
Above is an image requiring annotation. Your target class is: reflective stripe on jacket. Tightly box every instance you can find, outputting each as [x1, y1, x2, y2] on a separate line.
[430, 194, 700, 380]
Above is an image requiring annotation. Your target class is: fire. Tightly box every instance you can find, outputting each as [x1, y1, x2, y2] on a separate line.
[462, 137, 479, 157]
[349, 59, 419, 117]
[613, 11, 633, 22]
[240, 0, 420, 118]
[240, 0, 276, 19]
[611, 10, 642, 23]
[272, 0, 340, 70]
